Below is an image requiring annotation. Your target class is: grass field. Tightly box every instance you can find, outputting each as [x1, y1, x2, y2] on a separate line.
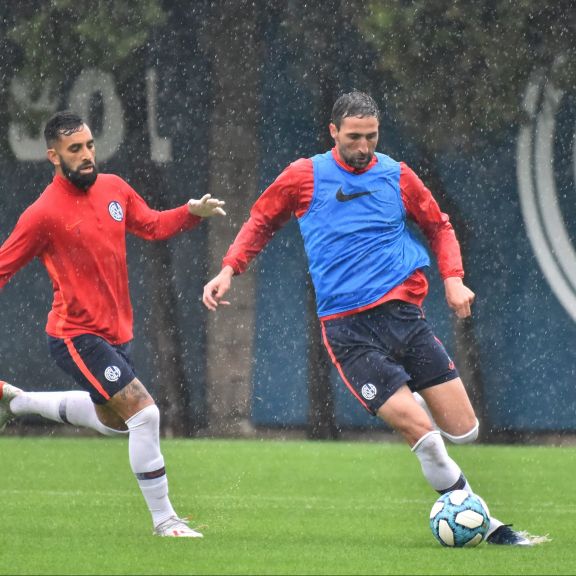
[0, 436, 573, 575]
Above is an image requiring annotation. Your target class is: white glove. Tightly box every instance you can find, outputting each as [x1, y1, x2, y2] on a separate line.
[187, 194, 226, 217]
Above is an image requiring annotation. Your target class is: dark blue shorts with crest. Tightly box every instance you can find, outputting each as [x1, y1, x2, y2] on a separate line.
[48, 334, 137, 404]
[321, 300, 459, 415]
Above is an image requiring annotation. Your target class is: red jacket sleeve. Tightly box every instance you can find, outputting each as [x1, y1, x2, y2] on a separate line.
[0, 205, 46, 289]
[400, 162, 464, 279]
[222, 158, 313, 274]
[124, 182, 201, 240]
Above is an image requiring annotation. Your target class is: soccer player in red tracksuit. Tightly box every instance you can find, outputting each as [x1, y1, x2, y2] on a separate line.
[203, 91, 547, 546]
[0, 111, 226, 538]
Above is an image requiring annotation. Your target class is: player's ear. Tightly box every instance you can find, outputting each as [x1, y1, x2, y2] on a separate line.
[46, 148, 60, 167]
[329, 123, 338, 139]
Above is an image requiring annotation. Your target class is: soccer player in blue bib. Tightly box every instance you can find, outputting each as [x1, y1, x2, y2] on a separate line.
[203, 91, 547, 546]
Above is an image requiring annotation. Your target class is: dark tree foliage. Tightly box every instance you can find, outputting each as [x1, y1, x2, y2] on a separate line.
[361, 0, 576, 151]
[357, 1, 575, 436]
[8, 0, 165, 84]
[5, 0, 165, 134]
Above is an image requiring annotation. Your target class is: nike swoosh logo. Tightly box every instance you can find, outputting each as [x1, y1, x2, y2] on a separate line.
[65, 220, 83, 231]
[335, 187, 374, 202]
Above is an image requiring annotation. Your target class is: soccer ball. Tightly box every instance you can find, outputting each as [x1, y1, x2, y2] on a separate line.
[429, 490, 490, 547]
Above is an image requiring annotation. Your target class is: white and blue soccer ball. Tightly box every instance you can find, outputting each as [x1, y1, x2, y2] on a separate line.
[429, 490, 490, 547]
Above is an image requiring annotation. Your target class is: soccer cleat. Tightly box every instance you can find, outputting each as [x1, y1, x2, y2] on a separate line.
[0, 381, 23, 431]
[486, 524, 550, 546]
[153, 516, 204, 538]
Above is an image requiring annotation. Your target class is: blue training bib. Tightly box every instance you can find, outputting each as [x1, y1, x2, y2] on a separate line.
[297, 151, 430, 316]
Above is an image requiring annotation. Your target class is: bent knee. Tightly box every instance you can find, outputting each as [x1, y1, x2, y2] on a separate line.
[440, 419, 479, 444]
[107, 378, 155, 421]
[126, 403, 160, 430]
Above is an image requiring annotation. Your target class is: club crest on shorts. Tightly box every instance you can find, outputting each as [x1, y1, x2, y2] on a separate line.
[108, 201, 124, 222]
[104, 365, 122, 382]
[361, 383, 377, 400]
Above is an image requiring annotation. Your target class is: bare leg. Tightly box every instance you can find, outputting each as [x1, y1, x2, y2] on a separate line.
[94, 378, 154, 428]
[376, 385, 434, 447]
[419, 378, 477, 437]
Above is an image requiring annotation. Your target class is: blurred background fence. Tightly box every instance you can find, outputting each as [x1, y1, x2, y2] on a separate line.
[1, 0, 575, 440]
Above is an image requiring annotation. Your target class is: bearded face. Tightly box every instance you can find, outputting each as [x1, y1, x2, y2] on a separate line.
[60, 156, 98, 190]
[329, 116, 379, 172]
[47, 123, 98, 191]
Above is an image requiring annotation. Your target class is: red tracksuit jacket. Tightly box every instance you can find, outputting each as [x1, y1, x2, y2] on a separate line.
[0, 173, 201, 344]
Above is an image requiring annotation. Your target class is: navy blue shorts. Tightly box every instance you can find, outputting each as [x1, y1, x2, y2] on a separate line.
[321, 300, 459, 415]
[48, 334, 137, 404]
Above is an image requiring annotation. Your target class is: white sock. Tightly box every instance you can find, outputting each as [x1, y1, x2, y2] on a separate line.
[412, 430, 503, 537]
[126, 405, 176, 527]
[11, 391, 68, 422]
[10, 391, 126, 437]
[412, 431, 464, 491]
[61, 392, 127, 436]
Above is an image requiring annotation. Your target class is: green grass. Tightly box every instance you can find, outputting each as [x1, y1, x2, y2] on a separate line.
[0, 437, 573, 575]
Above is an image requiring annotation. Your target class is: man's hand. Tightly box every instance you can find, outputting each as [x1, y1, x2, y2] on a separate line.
[188, 194, 226, 217]
[203, 265, 234, 311]
[444, 276, 475, 319]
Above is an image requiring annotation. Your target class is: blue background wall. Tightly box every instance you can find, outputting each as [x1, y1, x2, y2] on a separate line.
[1, 5, 575, 434]
[249, 30, 576, 432]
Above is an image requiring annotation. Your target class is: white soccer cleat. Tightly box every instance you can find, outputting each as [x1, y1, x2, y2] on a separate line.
[0, 381, 23, 431]
[486, 524, 551, 546]
[153, 516, 204, 538]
